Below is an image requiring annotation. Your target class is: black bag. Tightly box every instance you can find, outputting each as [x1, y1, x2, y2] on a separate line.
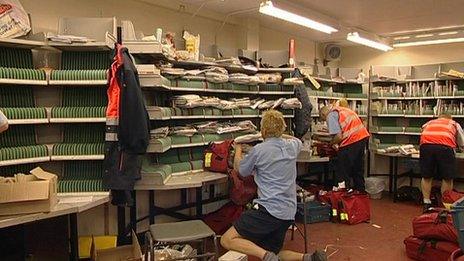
[396, 186, 422, 204]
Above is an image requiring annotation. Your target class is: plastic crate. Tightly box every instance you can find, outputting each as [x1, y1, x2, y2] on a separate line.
[297, 201, 331, 224]
[451, 197, 464, 250]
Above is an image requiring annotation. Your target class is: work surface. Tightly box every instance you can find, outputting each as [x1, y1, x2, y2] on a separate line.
[0, 193, 109, 229]
[375, 151, 464, 159]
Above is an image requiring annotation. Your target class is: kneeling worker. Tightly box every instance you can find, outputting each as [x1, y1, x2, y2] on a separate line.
[220, 110, 326, 261]
[420, 114, 464, 212]
[319, 105, 370, 191]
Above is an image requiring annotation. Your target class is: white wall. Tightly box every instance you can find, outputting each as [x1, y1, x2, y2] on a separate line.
[21, 0, 321, 62]
[340, 42, 464, 70]
[259, 26, 320, 65]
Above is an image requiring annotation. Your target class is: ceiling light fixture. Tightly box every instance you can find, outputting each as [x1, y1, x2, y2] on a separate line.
[393, 37, 464, 47]
[259, 1, 338, 34]
[394, 36, 410, 40]
[346, 32, 393, 51]
[415, 34, 434, 38]
[439, 31, 458, 36]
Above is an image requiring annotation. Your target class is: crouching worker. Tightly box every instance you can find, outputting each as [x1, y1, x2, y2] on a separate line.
[220, 110, 326, 261]
[420, 113, 464, 212]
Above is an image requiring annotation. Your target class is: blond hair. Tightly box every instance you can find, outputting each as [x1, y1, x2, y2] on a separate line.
[260, 110, 286, 139]
[439, 113, 452, 119]
[338, 98, 349, 108]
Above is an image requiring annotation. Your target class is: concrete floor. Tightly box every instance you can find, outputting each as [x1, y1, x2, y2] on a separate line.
[246, 195, 420, 261]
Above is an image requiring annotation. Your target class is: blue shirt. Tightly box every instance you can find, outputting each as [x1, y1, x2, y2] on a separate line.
[327, 111, 342, 135]
[239, 137, 302, 220]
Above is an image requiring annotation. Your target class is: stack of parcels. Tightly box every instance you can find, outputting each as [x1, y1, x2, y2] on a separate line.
[148, 120, 258, 152]
[256, 73, 282, 84]
[161, 66, 229, 83]
[171, 95, 301, 111]
[161, 67, 185, 78]
[377, 144, 418, 155]
[172, 95, 204, 108]
[281, 98, 302, 109]
[229, 73, 262, 85]
[205, 67, 229, 83]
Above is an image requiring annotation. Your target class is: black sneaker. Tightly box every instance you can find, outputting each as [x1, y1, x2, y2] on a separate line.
[423, 203, 433, 213]
[311, 250, 327, 261]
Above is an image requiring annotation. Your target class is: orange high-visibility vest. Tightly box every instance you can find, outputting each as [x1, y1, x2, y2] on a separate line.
[331, 106, 370, 148]
[420, 118, 458, 148]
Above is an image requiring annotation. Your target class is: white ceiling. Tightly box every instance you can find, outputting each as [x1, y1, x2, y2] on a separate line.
[180, 0, 464, 43]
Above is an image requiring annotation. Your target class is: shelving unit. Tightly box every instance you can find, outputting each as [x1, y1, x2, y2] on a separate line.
[369, 63, 464, 152]
[368, 63, 464, 176]
[307, 68, 369, 122]
[136, 67, 296, 188]
[0, 18, 115, 194]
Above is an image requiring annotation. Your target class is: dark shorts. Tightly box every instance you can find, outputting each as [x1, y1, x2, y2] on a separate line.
[420, 144, 457, 179]
[233, 206, 293, 254]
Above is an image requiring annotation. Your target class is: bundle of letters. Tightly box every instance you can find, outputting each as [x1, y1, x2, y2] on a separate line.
[377, 144, 418, 155]
[161, 66, 229, 82]
[229, 73, 262, 85]
[155, 120, 258, 137]
[256, 73, 282, 83]
[172, 95, 300, 110]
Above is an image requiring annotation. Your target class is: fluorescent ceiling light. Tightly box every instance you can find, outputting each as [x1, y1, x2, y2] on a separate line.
[439, 31, 458, 36]
[393, 37, 464, 47]
[415, 34, 434, 38]
[347, 32, 393, 51]
[394, 36, 410, 40]
[259, 1, 338, 34]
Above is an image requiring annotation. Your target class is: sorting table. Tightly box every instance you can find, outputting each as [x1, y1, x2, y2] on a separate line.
[373, 152, 464, 202]
[297, 154, 332, 186]
[0, 193, 110, 261]
[125, 171, 228, 238]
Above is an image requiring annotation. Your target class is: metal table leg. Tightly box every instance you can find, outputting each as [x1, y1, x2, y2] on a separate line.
[181, 188, 187, 206]
[323, 162, 329, 187]
[117, 206, 126, 244]
[130, 191, 137, 234]
[196, 187, 203, 218]
[389, 157, 393, 194]
[393, 157, 399, 202]
[149, 190, 155, 225]
[69, 213, 78, 261]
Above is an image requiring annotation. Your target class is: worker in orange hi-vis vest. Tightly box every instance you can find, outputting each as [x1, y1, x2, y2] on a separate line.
[420, 113, 464, 212]
[0, 110, 8, 133]
[319, 105, 370, 191]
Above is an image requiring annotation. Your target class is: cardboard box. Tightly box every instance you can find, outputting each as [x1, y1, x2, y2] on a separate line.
[92, 231, 142, 261]
[0, 167, 58, 215]
[79, 235, 117, 259]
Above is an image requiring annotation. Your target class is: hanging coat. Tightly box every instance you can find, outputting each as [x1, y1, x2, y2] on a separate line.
[291, 68, 313, 138]
[104, 44, 150, 206]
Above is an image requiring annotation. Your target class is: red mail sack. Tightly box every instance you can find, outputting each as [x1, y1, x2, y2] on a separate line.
[204, 140, 234, 173]
[404, 236, 458, 261]
[449, 249, 464, 261]
[339, 192, 370, 225]
[319, 190, 345, 219]
[413, 211, 458, 243]
[228, 169, 257, 206]
[203, 202, 244, 235]
[443, 190, 464, 204]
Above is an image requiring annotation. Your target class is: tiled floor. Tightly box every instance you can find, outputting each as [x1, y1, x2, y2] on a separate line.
[245, 195, 421, 261]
